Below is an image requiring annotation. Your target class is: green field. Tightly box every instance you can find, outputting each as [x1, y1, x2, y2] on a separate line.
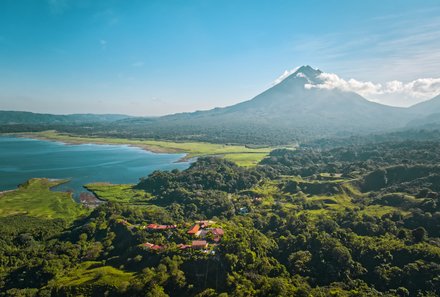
[50, 261, 134, 288]
[18, 130, 275, 166]
[0, 178, 87, 220]
[249, 177, 406, 220]
[85, 183, 152, 203]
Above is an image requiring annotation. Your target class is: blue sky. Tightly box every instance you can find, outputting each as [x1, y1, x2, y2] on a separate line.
[1, 0, 440, 115]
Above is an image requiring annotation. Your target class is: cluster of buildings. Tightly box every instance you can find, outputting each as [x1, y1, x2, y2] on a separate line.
[183, 220, 225, 250]
[187, 220, 224, 242]
[140, 220, 225, 253]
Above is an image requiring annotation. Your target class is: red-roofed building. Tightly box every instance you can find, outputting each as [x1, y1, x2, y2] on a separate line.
[191, 240, 208, 249]
[143, 242, 164, 251]
[211, 228, 224, 236]
[187, 224, 200, 235]
[146, 224, 177, 230]
[177, 243, 191, 250]
[211, 228, 224, 242]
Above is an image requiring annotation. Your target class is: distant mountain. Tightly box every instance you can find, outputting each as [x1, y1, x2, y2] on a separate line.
[404, 94, 440, 129]
[111, 66, 414, 144]
[3, 66, 440, 145]
[160, 66, 408, 131]
[408, 94, 440, 115]
[0, 111, 132, 125]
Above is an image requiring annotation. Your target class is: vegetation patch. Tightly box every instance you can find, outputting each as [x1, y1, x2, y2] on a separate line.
[0, 178, 87, 221]
[1, 140, 440, 296]
[19, 130, 274, 166]
[51, 261, 134, 288]
[85, 183, 152, 204]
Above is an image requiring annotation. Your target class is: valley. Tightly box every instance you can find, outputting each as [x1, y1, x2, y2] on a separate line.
[1, 139, 439, 296]
[2, 1, 440, 296]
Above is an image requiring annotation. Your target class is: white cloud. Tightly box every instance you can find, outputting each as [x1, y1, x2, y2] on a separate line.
[304, 72, 440, 106]
[285, 8, 440, 82]
[304, 73, 382, 94]
[272, 67, 300, 85]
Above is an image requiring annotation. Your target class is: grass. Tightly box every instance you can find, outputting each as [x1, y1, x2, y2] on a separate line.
[0, 178, 87, 221]
[219, 152, 271, 166]
[360, 205, 406, 217]
[249, 181, 280, 207]
[17, 130, 275, 166]
[253, 177, 406, 220]
[51, 261, 134, 288]
[85, 183, 152, 203]
[252, 174, 408, 220]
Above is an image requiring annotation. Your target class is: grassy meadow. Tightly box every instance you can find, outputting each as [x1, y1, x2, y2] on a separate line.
[0, 178, 87, 220]
[18, 130, 275, 166]
[248, 176, 407, 220]
[51, 261, 134, 288]
[85, 183, 152, 204]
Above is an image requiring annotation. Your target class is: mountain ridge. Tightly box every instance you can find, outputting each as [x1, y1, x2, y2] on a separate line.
[2, 66, 440, 145]
[0, 110, 132, 125]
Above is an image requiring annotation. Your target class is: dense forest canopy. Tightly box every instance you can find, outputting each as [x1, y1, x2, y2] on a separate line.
[1, 138, 439, 296]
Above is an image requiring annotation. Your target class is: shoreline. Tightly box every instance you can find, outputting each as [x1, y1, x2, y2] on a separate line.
[0, 189, 16, 196]
[1, 131, 273, 166]
[8, 132, 192, 163]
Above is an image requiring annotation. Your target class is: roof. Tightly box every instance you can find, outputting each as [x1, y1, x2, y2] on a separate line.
[177, 244, 191, 250]
[143, 242, 163, 250]
[147, 224, 177, 230]
[192, 240, 208, 247]
[212, 228, 224, 236]
[187, 224, 200, 234]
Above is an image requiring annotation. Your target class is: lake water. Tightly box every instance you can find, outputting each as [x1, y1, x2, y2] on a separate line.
[0, 136, 190, 195]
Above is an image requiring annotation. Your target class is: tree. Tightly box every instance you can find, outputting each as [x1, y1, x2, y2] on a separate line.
[145, 284, 169, 297]
[412, 227, 427, 242]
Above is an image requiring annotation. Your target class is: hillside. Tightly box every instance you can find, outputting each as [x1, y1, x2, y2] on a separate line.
[405, 95, 440, 129]
[56, 66, 436, 145]
[160, 66, 408, 132]
[0, 110, 131, 125]
[408, 94, 440, 115]
[1, 141, 439, 296]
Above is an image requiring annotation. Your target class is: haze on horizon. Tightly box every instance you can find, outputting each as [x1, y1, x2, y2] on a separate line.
[1, 0, 440, 116]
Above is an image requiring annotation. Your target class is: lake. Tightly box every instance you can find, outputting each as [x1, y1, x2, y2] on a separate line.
[0, 136, 191, 195]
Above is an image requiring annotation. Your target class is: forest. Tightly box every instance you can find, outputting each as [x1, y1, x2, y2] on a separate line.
[1, 138, 439, 296]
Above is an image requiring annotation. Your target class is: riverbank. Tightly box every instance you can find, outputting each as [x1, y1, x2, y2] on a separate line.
[10, 131, 273, 166]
